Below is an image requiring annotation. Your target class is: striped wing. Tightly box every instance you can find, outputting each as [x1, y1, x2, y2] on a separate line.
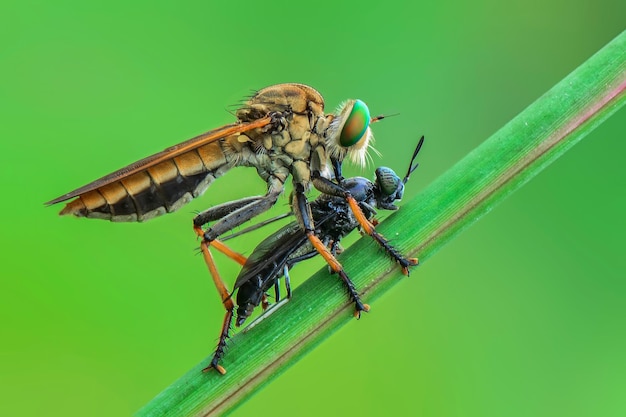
[46, 118, 270, 205]
[46, 117, 271, 221]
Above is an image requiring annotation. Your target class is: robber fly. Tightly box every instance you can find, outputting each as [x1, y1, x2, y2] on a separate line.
[46, 84, 393, 317]
[204, 137, 424, 374]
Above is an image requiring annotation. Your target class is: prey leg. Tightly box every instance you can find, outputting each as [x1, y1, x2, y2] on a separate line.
[283, 265, 292, 299]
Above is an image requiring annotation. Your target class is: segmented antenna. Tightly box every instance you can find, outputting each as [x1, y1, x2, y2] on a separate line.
[370, 113, 400, 124]
[403, 135, 425, 184]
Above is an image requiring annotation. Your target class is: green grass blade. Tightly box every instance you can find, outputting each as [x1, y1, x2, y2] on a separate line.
[137, 31, 626, 417]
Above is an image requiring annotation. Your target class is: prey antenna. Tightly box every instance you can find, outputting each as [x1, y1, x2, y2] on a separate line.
[403, 135, 425, 184]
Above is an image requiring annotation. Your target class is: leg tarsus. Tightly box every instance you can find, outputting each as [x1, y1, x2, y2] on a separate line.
[199, 241, 235, 375]
[354, 303, 370, 319]
[401, 258, 419, 275]
[367, 228, 419, 275]
[203, 309, 234, 375]
[203, 359, 227, 375]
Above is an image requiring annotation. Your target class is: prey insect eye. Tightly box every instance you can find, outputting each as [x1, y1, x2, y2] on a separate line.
[339, 99, 371, 147]
[375, 167, 402, 196]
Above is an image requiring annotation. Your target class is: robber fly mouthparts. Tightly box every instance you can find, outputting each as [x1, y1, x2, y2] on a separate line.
[204, 137, 425, 374]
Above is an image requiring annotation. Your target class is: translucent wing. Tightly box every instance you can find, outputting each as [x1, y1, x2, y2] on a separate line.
[233, 221, 307, 291]
[233, 212, 336, 291]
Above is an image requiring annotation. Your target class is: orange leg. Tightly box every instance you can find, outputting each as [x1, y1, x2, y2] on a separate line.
[198, 240, 236, 375]
[306, 231, 370, 318]
[202, 306, 232, 375]
[194, 225, 247, 266]
[293, 182, 370, 317]
[194, 226, 244, 375]
[345, 196, 418, 275]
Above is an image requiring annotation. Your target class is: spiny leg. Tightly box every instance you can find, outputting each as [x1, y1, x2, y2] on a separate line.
[293, 183, 369, 317]
[202, 182, 283, 243]
[199, 241, 234, 374]
[194, 196, 266, 228]
[192, 181, 283, 265]
[306, 231, 370, 317]
[193, 196, 267, 266]
[195, 198, 271, 373]
[194, 189, 283, 373]
[345, 196, 418, 274]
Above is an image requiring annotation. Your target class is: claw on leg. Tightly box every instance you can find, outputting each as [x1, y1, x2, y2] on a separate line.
[401, 258, 419, 275]
[203, 359, 227, 375]
[199, 237, 236, 375]
[354, 303, 371, 319]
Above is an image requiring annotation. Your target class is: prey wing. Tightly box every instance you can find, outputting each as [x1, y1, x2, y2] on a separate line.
[233, 212, 336, 291]
[233, 221, 308, 291]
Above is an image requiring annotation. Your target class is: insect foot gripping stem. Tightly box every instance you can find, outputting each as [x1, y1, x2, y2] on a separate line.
[305, 230, 370, 318]
[370, 229, 419, 275]
[196, 232, 238, 375]
[375, 232, 418, 275]
[337, 268, 370, 319]
[344, 195, 418, 275]
[203, 306, 233, 375]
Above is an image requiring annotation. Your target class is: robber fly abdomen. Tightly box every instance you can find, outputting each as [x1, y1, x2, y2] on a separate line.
[55, 137, 233, 221]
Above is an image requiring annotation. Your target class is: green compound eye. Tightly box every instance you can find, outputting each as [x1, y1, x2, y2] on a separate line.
[339, 99, 370, 147]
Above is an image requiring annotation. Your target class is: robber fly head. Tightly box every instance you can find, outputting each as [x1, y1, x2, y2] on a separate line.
[325, 99, 375, 167]
[374, 136, 425, 210]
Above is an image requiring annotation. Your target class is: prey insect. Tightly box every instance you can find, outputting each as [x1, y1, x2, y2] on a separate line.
[45, 83, 389, 312]
[205, 137, 424, 374]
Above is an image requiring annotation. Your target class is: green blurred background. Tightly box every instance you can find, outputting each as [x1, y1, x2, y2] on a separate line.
[1, 1, 624, 416]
